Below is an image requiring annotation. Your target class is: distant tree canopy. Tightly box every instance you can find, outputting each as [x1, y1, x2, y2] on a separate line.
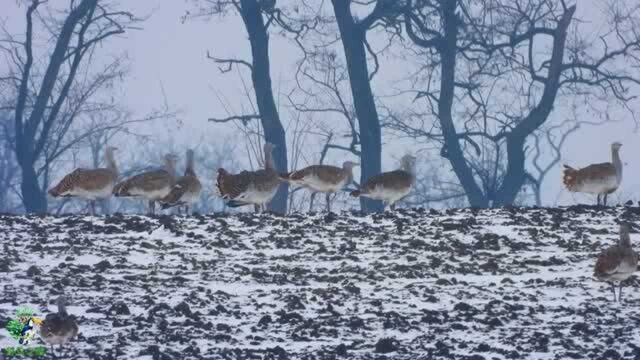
[390, 0, 640, 207]
[199, 0, 640, 210]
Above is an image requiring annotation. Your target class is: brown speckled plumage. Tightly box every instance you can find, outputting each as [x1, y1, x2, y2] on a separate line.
[160, 149, 201, 214]
[350, 155, 416, 209]
[563, 142, 622, 206]
[40, 296, 78, 348]
[594, 223, 638, 302]
[216, 143, 281, 211]
[48, 146, 118, 215]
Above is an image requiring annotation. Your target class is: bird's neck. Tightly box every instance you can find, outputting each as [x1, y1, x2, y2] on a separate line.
[612, 148, 622, 180]
[185, 156, 195, 177]
[165, 161, 177, 179]
[265, 150, 275, 171]
[106, 151, 118, 176]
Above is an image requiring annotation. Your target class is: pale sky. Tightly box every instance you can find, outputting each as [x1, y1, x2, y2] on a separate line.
[2, 0, 639, 207]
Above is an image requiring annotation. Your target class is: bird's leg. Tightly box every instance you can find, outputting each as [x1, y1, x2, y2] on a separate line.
[326, 193, 331, 213]
[148, 200, 155, 215]
[603, 193, 608, 207]
[90, 201, 96, 216]
[185, 205, 190, 216]
[618, 281, 624, 302]
[610, 282, 617, 302]
[390, 203, 397, 211]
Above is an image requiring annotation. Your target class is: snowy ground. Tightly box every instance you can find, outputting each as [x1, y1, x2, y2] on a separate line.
[1, 205, 640, 359]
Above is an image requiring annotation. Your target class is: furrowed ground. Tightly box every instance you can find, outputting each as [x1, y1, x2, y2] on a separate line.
[1, 206, 640, 359]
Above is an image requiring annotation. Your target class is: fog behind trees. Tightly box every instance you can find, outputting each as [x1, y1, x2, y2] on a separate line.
[1, 0, 639, 214]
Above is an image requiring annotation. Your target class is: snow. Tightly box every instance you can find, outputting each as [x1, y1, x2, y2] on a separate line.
[0, 206, 639, 359]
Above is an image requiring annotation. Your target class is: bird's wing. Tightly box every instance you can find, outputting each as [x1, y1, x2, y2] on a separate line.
[362, 170, 412, 192]
[594, 246, 625, 276]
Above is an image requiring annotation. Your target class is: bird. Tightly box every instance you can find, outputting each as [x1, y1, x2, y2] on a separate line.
[48, 146, 119, 215]
[112, 153, 178, 215]
[563, 142, 623, 206]
[350, 154, 416, 210]
[280, 161, 359, 212]
[216, 142, 281, 212]
[40, 296, 79, 357]
[594, 223, 638, 302]
[159, 149, 202, 215]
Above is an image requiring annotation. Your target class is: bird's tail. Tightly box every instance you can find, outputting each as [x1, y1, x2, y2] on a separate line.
[112, 181, 130, 196]
[216, 168, 229, 197]
[47, 182, 67, 197]
[562, 164, 579, 191]
[278, 172, 291, 182]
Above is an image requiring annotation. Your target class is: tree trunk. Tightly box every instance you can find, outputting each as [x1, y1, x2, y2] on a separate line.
[13, 0, 98, 213]
[19, 157, 47, 213]
[437, 1, 489, 208]
[493, 6, 576, 207]
[239, 0, 288, 214]
[331, 0, 383, 213]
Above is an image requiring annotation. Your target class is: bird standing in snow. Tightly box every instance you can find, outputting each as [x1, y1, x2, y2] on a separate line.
[594, 223, 638, 302]
[562, 142, 622, 206]
[40, 296, 79, 357]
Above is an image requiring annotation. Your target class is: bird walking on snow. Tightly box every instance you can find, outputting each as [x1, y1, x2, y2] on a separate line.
[350, 155, 416, 210]
[280, 161, 358, 212]
[216, 142, 282, 212]
[48, 146, 119, 216]
[113, 153, 179, 215]
[160, 149, 202, 215]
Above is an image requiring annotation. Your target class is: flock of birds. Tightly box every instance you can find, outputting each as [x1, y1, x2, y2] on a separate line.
[47, 141, 623, 214]
[27, 141, 640, 353]
[47, 143, 417, 215]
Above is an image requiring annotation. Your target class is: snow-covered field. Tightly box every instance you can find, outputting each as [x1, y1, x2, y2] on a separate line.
[1, 206, 640, 359]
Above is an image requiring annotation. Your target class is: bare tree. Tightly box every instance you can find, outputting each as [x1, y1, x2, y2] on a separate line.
[395, 0, 640, 207]
[327, 0, 406, 212]
[1, 0, 139, 213]
[193, 0, 293, 214]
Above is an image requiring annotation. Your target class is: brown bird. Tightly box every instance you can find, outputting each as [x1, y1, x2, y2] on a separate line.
[563, 142, 622, 206]
[40, 296, 79, 357]
[350, 155, 416, 210]
[594, 223, 638, 302]
[160, 149, 202, 215]
[281, 161, 359, 212]
[216, 142, 281, 212]
[48, 146, 118, 215]
[113, 153, 178, 215]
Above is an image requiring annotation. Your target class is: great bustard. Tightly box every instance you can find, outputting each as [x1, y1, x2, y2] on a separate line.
[40, 296, 79, 357]
[216, 142, 281, 212]
[48, 146, 118, 215]
[350, 155, 416, 210]
[113, 153, 178, 214]
[160, 149, 202, 215]
[594, 223, 638, 302]
[281, 161, 359, 212]
[563, 142, 622, 206]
